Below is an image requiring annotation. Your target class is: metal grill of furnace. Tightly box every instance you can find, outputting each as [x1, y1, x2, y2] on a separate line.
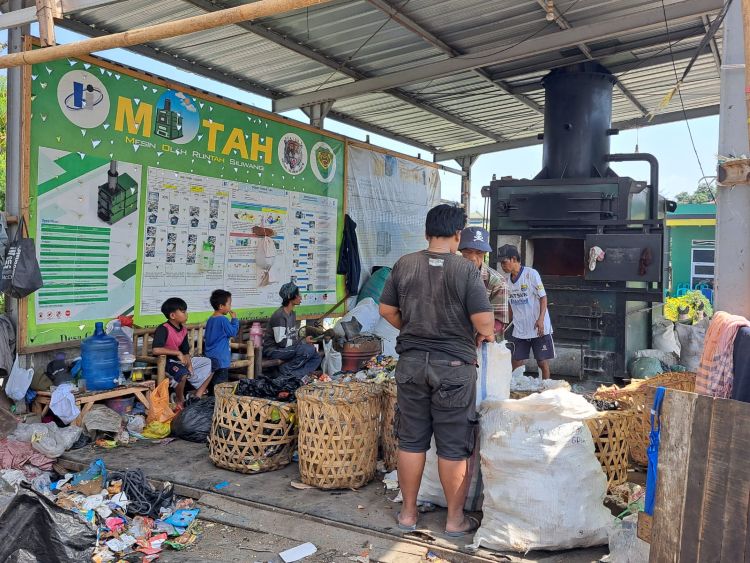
[483, 63, 671, 382]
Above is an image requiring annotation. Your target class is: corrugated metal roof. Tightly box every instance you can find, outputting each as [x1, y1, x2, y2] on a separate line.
[59, 0, 724, 158]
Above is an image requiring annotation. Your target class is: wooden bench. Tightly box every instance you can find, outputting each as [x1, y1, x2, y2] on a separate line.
[33, 381, 154, 426]
[133, 323, 255, 384]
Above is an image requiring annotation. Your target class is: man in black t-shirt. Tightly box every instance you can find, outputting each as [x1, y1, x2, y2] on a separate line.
[380, 204, 494, 536]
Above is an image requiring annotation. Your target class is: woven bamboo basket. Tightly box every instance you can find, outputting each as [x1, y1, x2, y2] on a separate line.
[594, 372, 696, 466]
[380, 380, 398, 472]
[585, 410, 632, 491]
[209, 382, 298, 474]
[297, 382, 380, 489]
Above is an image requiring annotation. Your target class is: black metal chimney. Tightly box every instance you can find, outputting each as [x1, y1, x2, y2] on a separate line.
[538, 63, 617, 180]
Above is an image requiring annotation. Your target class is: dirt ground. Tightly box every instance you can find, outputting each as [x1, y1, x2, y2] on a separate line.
[159, 521, 356, 563]
[61, 440, 610, 563]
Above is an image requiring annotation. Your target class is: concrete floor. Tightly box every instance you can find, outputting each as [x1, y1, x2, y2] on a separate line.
[61, 439, 609, 562]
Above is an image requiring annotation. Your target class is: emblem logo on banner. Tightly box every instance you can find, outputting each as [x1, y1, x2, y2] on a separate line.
[310, 141, 336, 183]
[278, 133, 307, 175]
[56, 70, 110, 128]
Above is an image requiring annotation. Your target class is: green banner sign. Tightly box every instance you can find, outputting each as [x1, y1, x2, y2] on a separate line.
[26, 52, 345, 348]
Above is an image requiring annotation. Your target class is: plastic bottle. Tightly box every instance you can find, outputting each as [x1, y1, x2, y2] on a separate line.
[250, 322, 264, 348]
[81, 322, 119, 391]
[109, 319, 135, 373]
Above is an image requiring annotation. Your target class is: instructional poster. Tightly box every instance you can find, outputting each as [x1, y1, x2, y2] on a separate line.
[25, 47, 345, 348]
[346, 143, 441, 284]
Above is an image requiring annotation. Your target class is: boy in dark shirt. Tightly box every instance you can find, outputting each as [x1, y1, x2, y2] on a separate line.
[204, 289, 239, 393]
[151, 297, 213, 407]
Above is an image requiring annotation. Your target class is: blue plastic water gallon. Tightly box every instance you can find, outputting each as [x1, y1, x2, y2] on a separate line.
[81, 322, 119, 391]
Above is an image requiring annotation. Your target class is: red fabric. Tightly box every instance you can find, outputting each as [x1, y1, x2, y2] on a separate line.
[0, 438, 54, 471]
[161, 322, 187, 352]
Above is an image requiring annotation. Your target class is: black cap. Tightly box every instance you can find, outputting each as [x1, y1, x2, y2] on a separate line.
[497, 244, 521, 261]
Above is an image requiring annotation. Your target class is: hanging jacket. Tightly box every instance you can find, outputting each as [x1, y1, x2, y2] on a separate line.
[337, 214, 361, 296]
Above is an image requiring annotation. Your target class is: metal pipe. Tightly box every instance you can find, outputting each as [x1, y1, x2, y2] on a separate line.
[605, 153, 659, 220]
[107, 161, 118, 193]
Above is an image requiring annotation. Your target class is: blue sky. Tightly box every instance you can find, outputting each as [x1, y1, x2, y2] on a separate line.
[3, 26, 719, 211]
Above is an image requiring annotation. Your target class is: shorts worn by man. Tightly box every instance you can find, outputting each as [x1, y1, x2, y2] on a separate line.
[499, 244, 555, 379]
[379, 203, 494, 537]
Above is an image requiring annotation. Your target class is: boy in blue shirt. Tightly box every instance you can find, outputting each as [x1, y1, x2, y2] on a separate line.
[204, 289, 239, 393]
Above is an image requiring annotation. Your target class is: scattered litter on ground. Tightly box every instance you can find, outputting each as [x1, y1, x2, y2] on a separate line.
[214, 481, 230, 490]
[290, 480, 316, 490]
[279, 541, 318, 562]
[0, 459, 206, 560]
[382, 470, 399, 491]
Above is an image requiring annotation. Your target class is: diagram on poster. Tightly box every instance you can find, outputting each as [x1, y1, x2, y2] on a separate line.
[35, 147, 140, 324]
[140, 167, 338, 314]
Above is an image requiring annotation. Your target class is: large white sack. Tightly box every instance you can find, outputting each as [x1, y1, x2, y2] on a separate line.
[372, 316, 399, 358]
[652, 318, 680, 356]
[675, 318, 709, 371]
[417, 342, 512, 511]
[472, 388, 611, 552]
[333, 298, 380, 338]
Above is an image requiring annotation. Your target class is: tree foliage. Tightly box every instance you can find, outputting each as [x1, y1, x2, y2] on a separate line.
[674, 182, 714, 204]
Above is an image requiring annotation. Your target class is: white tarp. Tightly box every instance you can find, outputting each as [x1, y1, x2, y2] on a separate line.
[346, 145, 440, 289]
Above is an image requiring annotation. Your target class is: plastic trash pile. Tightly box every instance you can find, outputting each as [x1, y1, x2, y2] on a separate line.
[1, 458, 202, 562]
[315, 355, 397, 385]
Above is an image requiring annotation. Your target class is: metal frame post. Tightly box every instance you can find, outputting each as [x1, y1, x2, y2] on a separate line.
[5, 0, 27, 325]
[715, 0, 750, 316]
[458, 155, 478, 212]
[302, 101, 333, 129]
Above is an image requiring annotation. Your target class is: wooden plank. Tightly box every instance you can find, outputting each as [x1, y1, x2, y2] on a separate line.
[700, 398, 736, 557]
[35, 0, 60, 46]
[638, 512, 653, 543]
[717, 399, 750, 561]
[650, 390, 698, 563]
[678, 394, 714, 562]
[16, 35, 32, 354]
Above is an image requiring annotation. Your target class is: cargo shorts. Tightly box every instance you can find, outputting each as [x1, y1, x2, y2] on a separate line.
[394, 350, 478, 461]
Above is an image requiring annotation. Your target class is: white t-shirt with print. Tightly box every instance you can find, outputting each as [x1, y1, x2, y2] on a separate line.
[508, 266, 553, 339]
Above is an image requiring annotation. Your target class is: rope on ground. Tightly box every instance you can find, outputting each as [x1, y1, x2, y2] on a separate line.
[109, 468, 174, 518]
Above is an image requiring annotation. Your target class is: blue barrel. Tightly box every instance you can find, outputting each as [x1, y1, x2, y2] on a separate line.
[81, 322, 119, 391]
[356, 266, 392, 305]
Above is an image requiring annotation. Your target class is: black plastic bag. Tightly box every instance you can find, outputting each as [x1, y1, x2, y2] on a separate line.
[171, 397, 215, 442]
[235, 374, 302, 401]
[0, 486, 96, 563]
[0, 217, 43, 298]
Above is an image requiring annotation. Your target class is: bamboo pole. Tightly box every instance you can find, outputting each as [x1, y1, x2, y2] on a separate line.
[744, 0, 750, 150]
[0, 0, 332, 69]
[35, 0, 61, 47]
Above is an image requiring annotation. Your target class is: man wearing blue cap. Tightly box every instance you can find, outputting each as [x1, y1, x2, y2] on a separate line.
[263, 282, 321, 378]
[458, 227, 509, 336]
